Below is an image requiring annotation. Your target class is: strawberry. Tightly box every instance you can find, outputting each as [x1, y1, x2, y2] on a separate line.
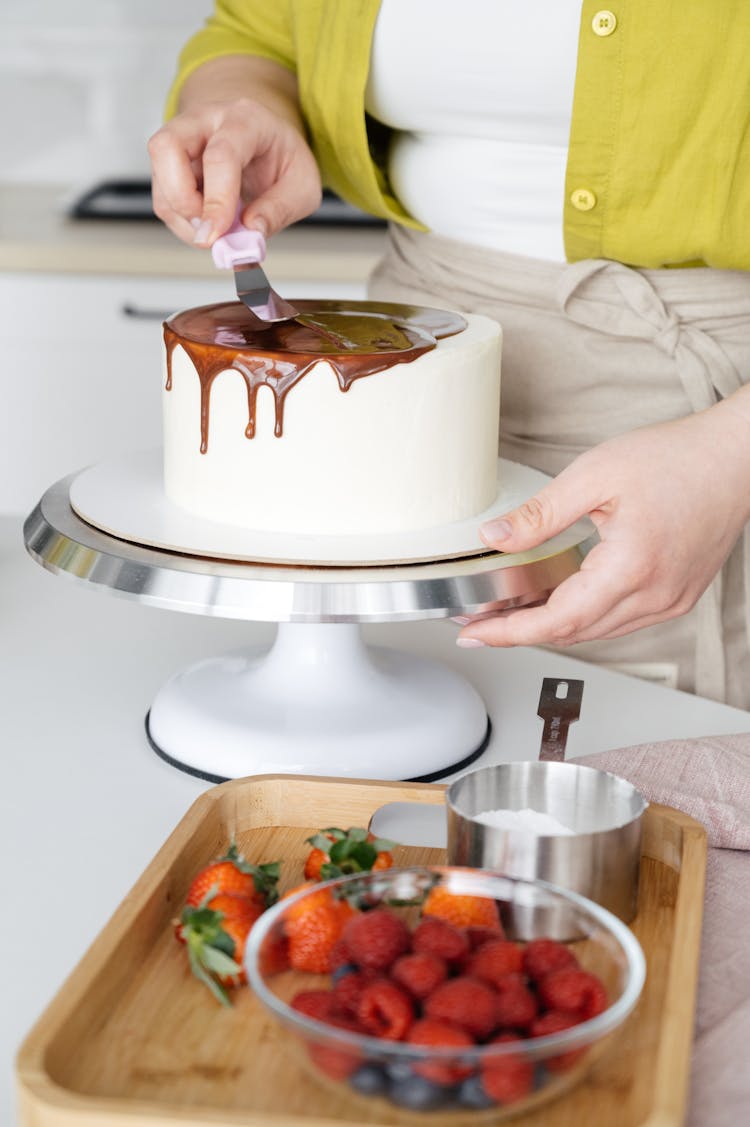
[480, 1038, 534, 1104]
[407, 1019, 475, 1085]
[257, 925, 290, 976]
[537, 968, 608, 1021]
[492, 974, 538, 1031]
[466, 939, 524, 986]
[285, 890, 355, 975]
[529, 1011, 585, 1072]
[341, 908, 411, 972]
[177, 895, 263, 1005]
[522, 938, 579, 983]
[412, 916, 469, 966]
[424, 977, 498, 1040]
[215, 918, 256, 986]
[282, 882, 331, 914]
[422, 888, 501, 931]
[358, 979, 414, 1040]
[391, 953, 447, 1000]
[186, 843, 280, 908]
[304, 827, 395, 881]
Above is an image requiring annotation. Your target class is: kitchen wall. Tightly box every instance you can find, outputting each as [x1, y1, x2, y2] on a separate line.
[0, 1, 381, 513]
[1, 0, 211, 185]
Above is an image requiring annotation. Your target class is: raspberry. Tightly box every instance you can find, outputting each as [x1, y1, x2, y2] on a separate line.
[467, 939, 524, 986]
[391, 953, 447, 1000]
[358, 979, 414, 1040]
[290, 990, 337, 1023]
[342, 908, 411, 972]
[333, 970, 373, 1018]
[530, 1010, 577, 1037]
[493, 974, 538, 1031]
[307, 1020, 363, 1080]
[424, 977, 498, 1040]
[412, 916, 469, 965]
[529, 1011, 585, 1072]
[466, 925, 505, 950]
[329, 938, 354, 972]
[408, 1019, 474, 1085]
[522, 938, 579, 983]
[480, 1039, 533, 1104]
[538, 968, 608, 1020]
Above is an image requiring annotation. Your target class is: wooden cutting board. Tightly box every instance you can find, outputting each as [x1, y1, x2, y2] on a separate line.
[16, 774, 707, 1127]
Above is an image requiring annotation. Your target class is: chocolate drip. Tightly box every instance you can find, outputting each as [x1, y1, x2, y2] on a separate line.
[163, 300, 466, 454]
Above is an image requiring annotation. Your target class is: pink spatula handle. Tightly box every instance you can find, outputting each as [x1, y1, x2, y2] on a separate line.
[211, 214, 267, 269]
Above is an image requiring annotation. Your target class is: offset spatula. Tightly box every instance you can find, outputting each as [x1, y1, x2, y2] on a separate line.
[211, 215, 299, 323]
[536, 677, 584, 761]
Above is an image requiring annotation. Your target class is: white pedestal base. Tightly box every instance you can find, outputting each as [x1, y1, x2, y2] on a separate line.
[146, 623, 490, 782]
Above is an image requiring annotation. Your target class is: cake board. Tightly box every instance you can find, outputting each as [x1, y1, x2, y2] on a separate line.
[24, 465, 597, 783]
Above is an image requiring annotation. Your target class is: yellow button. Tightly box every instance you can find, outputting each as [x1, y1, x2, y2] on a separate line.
[570, 188, 597, 212]
[592, 9, 617, 36]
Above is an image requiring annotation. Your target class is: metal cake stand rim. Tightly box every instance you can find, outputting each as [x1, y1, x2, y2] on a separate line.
[23, 472, 598, 624]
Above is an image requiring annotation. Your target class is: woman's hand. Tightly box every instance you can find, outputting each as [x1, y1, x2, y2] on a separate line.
[457, 401, 750, 649]
[148, 58, 321, 247]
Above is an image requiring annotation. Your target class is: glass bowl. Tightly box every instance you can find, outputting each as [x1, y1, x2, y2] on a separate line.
[245, 866, 645, 1119]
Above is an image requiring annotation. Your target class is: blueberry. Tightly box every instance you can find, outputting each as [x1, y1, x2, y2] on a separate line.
[331, 963, 358, 983]
[388, 1074, 450, 1111]
[385, 1060, 414, 1083]
[350, 1063, 388, 1097]
[458, 1074, 496, 1109]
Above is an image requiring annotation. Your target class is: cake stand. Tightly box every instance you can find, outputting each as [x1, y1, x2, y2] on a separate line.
[23, 464, 596, 784]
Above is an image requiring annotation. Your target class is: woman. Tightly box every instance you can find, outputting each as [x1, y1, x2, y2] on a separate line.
[149, 1, 750, 707]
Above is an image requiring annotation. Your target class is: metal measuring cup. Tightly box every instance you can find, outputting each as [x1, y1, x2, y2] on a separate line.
[445, 680, 648, 935]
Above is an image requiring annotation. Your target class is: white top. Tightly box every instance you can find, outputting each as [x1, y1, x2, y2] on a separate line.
[365, 0, 581, 261]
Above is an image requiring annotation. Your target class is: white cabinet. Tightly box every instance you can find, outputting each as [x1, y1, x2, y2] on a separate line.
[1, 272, 366, 513]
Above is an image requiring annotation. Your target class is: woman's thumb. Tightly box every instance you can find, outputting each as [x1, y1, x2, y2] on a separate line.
[479, 468, 595, 551]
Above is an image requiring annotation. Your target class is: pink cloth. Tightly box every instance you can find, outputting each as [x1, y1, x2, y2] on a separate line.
[572, 733, 750, 1126]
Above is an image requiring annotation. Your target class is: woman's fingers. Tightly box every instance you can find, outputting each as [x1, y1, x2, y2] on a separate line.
[148, 99, 322, 247]
[479, 455, 606, 552]
[197, 132, 245, 243]
[457, 549, 635, 648]
[148, 124, 205, 223]
[455, 408, 750, 651]
[150, 181, 199, 244]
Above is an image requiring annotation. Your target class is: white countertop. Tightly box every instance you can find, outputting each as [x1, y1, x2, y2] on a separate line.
[3, 511, 749, 1124]
[0, 182, 387, 280]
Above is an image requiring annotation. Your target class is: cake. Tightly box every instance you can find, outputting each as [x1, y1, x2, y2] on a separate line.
[162, 299, 502, 536]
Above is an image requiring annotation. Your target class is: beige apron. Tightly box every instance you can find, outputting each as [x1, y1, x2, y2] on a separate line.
[369, 225, 750, 709]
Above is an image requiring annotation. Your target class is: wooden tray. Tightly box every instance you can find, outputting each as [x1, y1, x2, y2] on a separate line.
[17, 775, 707, 1127]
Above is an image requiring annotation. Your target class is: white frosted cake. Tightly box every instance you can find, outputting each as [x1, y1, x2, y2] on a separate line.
[162, 300, 502, 536]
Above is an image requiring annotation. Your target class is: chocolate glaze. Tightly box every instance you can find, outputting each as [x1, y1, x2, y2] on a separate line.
[163, 300, 466, 454]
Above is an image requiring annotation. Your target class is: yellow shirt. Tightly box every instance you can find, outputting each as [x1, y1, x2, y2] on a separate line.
[166, 1, 750, 270]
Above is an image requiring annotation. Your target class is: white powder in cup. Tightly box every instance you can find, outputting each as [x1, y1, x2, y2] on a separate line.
[473, 807, 576, 835]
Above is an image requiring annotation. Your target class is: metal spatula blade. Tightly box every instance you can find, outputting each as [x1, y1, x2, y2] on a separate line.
[537, 677, 584, 761]
[233, 262, 299, 323]
[211, 216, 298, 323]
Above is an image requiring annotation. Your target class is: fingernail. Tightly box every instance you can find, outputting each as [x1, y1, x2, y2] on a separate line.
[456, 637, 485, 649]
[451, 616, 471, 625]
[192, 220, 212, 245]
[480, 517, 513, 542]
[189, 217, 201, 230]
[245, 214, 268, 237]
